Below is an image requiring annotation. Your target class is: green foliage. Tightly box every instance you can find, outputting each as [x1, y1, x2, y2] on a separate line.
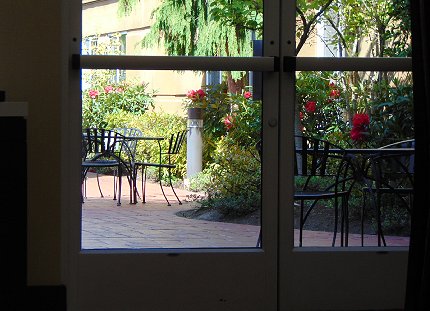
[198, 137, 261, 216]
[140, 0, 253, 57]
[183, 85, 262, 215]
[210, 0, 263, 37]
[296, 71, 349, 144]
[367, 77, 414, 147]
[104, 111, 188, 179]
[117, 0, 140, 17]
[187, 170, 212, 192]
[184, 83, 261, 166]
[225, 92, 261, 148]
[82, 81, 155, 129]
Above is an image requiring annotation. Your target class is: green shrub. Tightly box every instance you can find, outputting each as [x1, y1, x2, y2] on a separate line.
[196, 136, 261, 215]
[104, 111, 187, 180]
[296, 71, 349, 144]
[82, 81, 155, 129]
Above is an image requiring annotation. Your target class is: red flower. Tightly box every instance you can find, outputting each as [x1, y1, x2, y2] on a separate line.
[299, 111, 304, 120]
[329, 81, 336, 88]
[329, 89, 340, 98]
[305, 101, 316, 113]
[223, 115, 234, 130]
[104, 85, 114, 94]
[352, 113, 370, 127]
[186, 90, 196, 99]
[88, 89, 99, 99]
[351, 113, 370, 142]
[187, 89, 206, 101]
[196, 89, 206, 98]
[350, 127, 364, 141]
[244, 91, 252, 99]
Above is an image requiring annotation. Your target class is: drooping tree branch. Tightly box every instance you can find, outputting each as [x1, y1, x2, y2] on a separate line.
[296, 0, 335, 54]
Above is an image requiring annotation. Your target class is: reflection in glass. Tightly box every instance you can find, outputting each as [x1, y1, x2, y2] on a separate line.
[294, 71, 413, 247]
[82, 0, 263, 57]
[296, 1, 411, 58]
[80, 69, 262, 249]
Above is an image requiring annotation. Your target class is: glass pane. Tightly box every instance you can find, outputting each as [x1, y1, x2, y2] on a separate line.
[81, 69, 262, 249]
[293, 70, 413, 247]
[82, 0, 263, 57]
[295, 1, 411, 58]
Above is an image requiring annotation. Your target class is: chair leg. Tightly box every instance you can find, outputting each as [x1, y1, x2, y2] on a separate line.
[141, 166, 146, 204]
[113, 169, 118, 200]
[116, 166, 122, 206]
[256, 229, 262, 247]
[299, 201, 304, 247]
[83, 176, 87, 199]
[343, 197, 349, 247]
[376, 194, 387, 246]
[158, 167, 171, 206]
[96, 171, 104, 198]
[81, 168, 89, 203]
[168, 168, 182, 205]
[361, 192, 366, 246]
[332, 198, 339, 247]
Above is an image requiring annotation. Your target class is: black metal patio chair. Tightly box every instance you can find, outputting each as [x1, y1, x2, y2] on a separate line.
[256, 136, 356, 247]
[113, 127, 143, 202]
[361, 141, 414, 246]
[294, 135, 356, 247]
[81, 128, 133, 206]
[134, 130, 187, 206]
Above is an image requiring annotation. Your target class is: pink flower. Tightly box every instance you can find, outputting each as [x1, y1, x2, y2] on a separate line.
[352, 113, 370, 127]
[187, 89, 206, 102]
[305, 101, 316, 113]
[244, 91, 252, 99]
[104, 85, 114, 93]
[186, 90, 196, 99]
[116, 87, 124, 93]
[223, 115, 234, 130]
[88, 89, 99, 99]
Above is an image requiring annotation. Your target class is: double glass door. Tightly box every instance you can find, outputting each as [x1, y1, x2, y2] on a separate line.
[65, 0, 412, 309]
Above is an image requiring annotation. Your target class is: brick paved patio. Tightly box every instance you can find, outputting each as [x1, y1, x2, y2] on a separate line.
[81, 173, 410, 249]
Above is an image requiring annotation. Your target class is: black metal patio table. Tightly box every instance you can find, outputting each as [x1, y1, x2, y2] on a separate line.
[341, 147, 415, 246]
[123, 135, 165, 204]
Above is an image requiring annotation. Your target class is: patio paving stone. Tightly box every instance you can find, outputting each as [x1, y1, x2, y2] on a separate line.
[81, 173, 410, 249]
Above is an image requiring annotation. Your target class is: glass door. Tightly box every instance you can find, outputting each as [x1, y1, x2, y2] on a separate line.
[65, 0, 279, 310]
[278, 0, 412, 309]
[64, 0, 412, 310]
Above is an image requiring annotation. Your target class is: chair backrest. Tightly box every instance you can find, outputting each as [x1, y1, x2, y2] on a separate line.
[294, 135, 348, 177]
[371, 152, 414, 190]
[294, 135, 355, 192]
[165, 130, 187, 156]
[379, 138, 415, 175]
[82, 128, 127, 161]
[113, 127, 143, 159]
[380, 139, 415, 149]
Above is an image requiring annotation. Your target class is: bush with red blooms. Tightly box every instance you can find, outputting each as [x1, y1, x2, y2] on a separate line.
[296, 71, 348, 142]
[350, 113, 370, 143]
[186, 88, 207, 107]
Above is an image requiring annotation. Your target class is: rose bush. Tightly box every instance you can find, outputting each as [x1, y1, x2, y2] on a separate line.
[82, 81, 155, 128]
[350, 113, 370, 144]
[296, 71, 349, 144]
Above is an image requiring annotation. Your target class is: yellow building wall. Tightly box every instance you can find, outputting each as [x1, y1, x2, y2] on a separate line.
[83, 0, 204, 116]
